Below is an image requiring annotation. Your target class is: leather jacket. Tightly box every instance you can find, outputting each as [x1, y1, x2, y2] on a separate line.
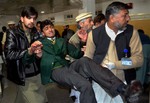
[4, 21, 40, 86]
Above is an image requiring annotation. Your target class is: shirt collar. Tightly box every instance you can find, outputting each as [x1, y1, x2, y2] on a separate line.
[47, 37, 56, 41]
[105, 23, 125, 41]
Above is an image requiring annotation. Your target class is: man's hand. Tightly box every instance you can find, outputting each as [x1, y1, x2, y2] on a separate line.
[77, 29, 88, 42]
[81, 46, 86, 53]
[28, 41, 43, 55]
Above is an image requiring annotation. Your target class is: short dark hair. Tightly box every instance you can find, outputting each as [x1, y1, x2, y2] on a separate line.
[36, 21, 41, 26]
[93, 13, 105, 25]
[138, 29, 144, 34]
[105, 2, 128, 21]
[2, 26, 7, 32]
[66, 25, 69, 28]
[40, 19, 54, 32]
[21, 6, 38, 19]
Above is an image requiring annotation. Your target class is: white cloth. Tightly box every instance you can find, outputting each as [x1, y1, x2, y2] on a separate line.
[70, 81, 124, 103]
[92, 81, 123, 103]
[70, 89, 80, 103]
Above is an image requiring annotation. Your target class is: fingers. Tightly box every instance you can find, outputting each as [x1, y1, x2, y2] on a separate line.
[28, 41, 43, 55]
[81, 46, 86, 52]
[31, 41, 43, 48]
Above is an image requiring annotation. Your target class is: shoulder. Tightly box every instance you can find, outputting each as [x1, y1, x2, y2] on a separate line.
[69, 32, 79, 43]
[93, 24, 105, 34]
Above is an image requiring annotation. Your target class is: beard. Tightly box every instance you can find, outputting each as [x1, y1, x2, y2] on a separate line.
[24, 23, 34, 29]
[114, 22, 126, 31]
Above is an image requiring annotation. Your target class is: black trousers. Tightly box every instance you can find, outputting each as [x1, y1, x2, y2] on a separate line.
[52, 57, 124, 103]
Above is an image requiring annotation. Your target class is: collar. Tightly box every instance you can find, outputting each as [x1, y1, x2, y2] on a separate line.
[47, 37, 56, 41]
[105, 23, 125, 41]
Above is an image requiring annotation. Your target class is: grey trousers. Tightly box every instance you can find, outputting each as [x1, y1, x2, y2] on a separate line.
[52, 57, 124, 103]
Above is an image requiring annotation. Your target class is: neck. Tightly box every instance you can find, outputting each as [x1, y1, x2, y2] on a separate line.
[107, 22, 118, 34]
[22, 23, 29, 32]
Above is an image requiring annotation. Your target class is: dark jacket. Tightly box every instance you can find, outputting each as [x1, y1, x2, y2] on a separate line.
[4, 21, 40, 86]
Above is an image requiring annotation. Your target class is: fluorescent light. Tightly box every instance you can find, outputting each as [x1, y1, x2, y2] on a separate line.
[41, 11, 45, 14]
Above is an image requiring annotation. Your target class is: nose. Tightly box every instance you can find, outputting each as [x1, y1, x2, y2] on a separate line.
[30, 18, 35, 23]
[91, 21, 94, 26]
[126, 15, 130, 21]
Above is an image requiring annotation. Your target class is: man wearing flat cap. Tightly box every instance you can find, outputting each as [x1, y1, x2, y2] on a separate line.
[69, 12, 94, 49]
[68, 12, 94, 102]
[7, 21, 16, 30]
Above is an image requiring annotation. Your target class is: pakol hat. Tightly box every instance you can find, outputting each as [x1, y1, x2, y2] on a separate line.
[7, 21, 15, 25]
[75, 12, 92, 22]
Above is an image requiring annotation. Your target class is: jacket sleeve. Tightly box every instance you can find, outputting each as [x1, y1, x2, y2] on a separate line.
[67, 42, 84, 59]
[4, 30, 29, 60]
[84, 31, 96, 59]
[69, 32, 81, 48]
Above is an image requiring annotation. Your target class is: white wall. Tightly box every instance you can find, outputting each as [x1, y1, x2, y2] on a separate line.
[0, 15, 19, 30]
[0, 0, 150, 30]
[96, 0, 150, 14]
[96, 0, 150, 20]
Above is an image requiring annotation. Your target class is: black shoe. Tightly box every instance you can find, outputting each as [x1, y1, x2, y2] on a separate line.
[70, 96, 76, 102]
[123, 80, 143, 103]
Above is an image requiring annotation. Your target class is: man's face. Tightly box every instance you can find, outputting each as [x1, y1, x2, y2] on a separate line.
[112, 9, 130, 30]
[8, 24, 15, 29]
[21, 15, 36, 30]
[80, 17, 94, 31]
[42, 25, 55, 38]
[36, 23, 41, 32]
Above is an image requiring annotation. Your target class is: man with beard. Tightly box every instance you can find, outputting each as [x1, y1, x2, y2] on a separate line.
[69, 12, 94, 49]
[84, 1, 143, 103]
[4, 6, 46, 103]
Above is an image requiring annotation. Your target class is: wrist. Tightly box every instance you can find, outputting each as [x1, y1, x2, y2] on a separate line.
[28, 48, 33, 55]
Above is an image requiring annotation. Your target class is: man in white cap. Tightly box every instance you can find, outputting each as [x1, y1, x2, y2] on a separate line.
[68, 12, 94, 103]
[69, 12, 94, 49]
[7, 21, 16, 29]
[1, 21, 16, 50]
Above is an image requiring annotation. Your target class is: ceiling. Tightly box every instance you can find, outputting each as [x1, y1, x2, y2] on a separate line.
[0, 0, 111, 15]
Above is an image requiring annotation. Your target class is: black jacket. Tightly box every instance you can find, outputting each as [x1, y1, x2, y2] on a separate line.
[4, 21, 40, 86]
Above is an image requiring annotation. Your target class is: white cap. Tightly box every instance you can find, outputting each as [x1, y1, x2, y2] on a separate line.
[75, 12, 92, 22]
[7, 21, 15, 25]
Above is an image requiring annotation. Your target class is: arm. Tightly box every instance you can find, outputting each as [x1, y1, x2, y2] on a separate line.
[1, 32, 6, 51]
[84, 31, 96, 59]
[67, 42, 84, 59]
[23, 41, 43, 64]
[69, 31, 81, 48]
[115, 29, 143, 69]
[4, 30, 27, 60]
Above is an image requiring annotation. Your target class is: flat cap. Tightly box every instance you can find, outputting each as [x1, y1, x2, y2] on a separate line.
[7, 21, 15, 25]
[76, 12, 92, 22]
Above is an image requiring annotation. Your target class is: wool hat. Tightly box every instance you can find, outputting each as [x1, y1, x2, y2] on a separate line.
[75, 12, 92, 22]
[7, 21, 15, 25]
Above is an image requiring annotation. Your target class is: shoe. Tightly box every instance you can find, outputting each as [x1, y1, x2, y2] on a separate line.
[123, 80, 143, 103]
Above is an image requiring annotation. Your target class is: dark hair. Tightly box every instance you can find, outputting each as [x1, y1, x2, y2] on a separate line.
[66, 25, 69, 28]
[40, 19, 54, 32]
[105, 2, 128, 21]
[93, 13, 105, 25]
[36, 21, 41, 26]
[2, 26, 7, 32]
[138, 29, 144, 34]
[21, 6, 38, 19]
